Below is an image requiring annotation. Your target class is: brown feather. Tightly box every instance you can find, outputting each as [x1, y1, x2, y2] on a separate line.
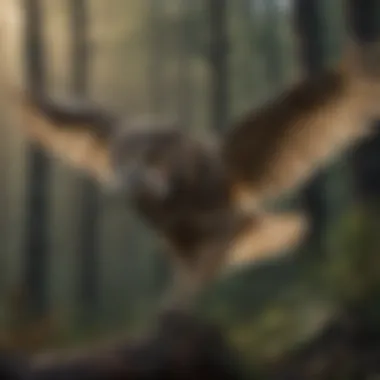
[224, 211, 308, 273]
[16, 91, 114, 183]
[223, 42, 380, 210]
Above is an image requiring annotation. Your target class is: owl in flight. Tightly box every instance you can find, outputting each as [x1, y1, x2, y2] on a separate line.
[10, 35, 380, 311]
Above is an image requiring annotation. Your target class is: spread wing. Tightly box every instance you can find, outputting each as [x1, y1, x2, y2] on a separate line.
[14, 90, 117, 183]
[221, 40, 380, 210]
[221, 67, 366, 210]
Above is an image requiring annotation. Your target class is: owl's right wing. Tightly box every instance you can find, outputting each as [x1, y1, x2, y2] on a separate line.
[14, 90, 117, 183]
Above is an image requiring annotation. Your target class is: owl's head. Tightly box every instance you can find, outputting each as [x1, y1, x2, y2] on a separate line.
[106, 119, 195, 200]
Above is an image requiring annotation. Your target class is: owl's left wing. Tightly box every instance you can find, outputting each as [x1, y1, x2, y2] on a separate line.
[12, 89, 117, 183]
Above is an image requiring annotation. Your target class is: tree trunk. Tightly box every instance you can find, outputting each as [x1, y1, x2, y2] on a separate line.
[148, 0, 165, 115]
[347, 0, 380, 201]
[346, 0, 380, 41]
[208, 0, 229, 132]
[176, 0, 194, 130]
[22, 0, 49, 319]
[263, 0, 284, 90]
[294, 0, 329, 256]
[69, 0, 100, 325]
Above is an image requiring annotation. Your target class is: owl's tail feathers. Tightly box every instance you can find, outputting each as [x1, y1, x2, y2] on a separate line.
[224, 211, 308, 274]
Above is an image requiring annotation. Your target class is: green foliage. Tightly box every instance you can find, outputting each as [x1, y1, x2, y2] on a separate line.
[191, 200, 380, 370]
[325, 202, 380, 307]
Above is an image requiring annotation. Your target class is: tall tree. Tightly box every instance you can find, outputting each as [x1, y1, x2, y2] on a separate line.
[144, 0, 165, 301]
[70, 0, 100, 324]
[347, 0, 380, 201]
[237, 0, 256, 105]
[22, 0, 50, 319]
[208, 0, 229, 131]
[176, 0, 194, 130]
[294, 0, 329, 256]
[148, 0, 165, 115]
[347, 0, 380, 41]
[263, 0, 284, 90]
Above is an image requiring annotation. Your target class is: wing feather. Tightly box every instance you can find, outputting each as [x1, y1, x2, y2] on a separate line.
[15, 91, 116, 183]
[224, 211, 308, 274]
[222, 39, 380, 209]
[222, 66, 370, 209]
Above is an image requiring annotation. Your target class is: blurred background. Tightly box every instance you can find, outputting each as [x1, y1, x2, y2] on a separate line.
[1, 0, 380, 377]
